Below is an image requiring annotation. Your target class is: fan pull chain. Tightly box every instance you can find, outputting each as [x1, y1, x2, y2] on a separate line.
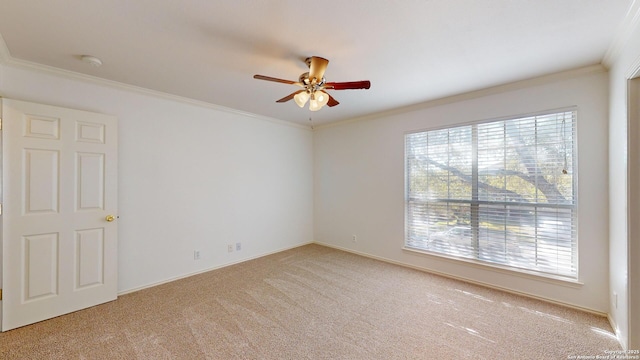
[562, 117, 568, 174]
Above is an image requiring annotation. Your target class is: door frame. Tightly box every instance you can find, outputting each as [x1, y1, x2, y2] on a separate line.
[627, 72, 640, 350]
[0, 98, 3, 327]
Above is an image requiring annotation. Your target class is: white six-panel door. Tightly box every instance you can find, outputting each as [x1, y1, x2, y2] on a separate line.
[1, 99, 118, 331]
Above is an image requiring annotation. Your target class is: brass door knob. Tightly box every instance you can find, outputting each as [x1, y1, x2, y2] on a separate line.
[105, 215, 115, 222]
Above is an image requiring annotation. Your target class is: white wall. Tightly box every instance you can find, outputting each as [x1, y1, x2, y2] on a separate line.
[0, 63, 314, 293]
[0, 45, 628, 344]
[607, 11, 640, 348]
[314, 68, 610, 313]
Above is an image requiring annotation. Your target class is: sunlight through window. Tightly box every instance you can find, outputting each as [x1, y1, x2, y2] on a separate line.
[405, 110, 577, 279]
[590, 327, 617, 340]
[518, 307, 573, 324]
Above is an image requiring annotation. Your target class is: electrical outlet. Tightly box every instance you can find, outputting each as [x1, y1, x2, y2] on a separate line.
[236, 242, 242, 251]
[228, 244, 234, 253]
[194, 250, 200, 260]
[352, 235, 357, 242]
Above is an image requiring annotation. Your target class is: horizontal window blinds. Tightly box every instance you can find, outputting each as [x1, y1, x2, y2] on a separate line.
[405, 110, 577, 278]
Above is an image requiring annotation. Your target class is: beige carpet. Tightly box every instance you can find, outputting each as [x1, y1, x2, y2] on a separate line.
[0, 244, 621, 359]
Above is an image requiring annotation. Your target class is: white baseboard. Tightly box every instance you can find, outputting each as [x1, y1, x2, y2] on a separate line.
[117, 240, 609, 317]
[116, 240, 622, 347]
[607, 314, 626, 350]
[314, 241, 609, 318]
[117, 241, 314, 296]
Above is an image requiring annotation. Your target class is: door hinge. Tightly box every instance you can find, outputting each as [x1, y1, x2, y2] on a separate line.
[0, 117, 2, 130]
[0, 289, 3, 301]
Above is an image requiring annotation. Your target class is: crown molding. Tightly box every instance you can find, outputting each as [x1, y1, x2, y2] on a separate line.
[0, 35, 311, 131]
[0, 34, 10, 63]
[314, 64, 606, 130]
[603, 0, 640, 68]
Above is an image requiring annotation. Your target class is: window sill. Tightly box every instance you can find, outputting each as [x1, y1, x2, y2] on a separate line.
[402, 246, 584, 289]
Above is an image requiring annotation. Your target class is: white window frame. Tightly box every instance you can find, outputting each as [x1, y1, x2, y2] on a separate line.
[404, 109, 578, 280]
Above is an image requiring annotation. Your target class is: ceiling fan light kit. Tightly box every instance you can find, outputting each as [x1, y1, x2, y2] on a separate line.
[294, 91, 310, 107]
[310, 90, 330, 111]
[254, 56, 371, 111]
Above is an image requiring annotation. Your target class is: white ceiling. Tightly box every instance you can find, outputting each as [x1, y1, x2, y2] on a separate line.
[0, 1, 633, 126]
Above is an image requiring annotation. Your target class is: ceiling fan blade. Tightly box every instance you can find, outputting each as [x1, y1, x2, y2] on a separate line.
[276, 90, 305, 103]
[327, 94, 340, 107]
[254, 74, 298, 85]
[325, 80, 371, 90]
[308, 56, 329, 83]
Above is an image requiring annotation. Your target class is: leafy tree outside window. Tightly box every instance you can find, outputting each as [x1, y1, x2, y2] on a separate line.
[405, 110, 577, 278]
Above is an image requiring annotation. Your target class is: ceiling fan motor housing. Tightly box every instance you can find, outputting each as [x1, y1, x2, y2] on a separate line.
[298, 72, 325, 90]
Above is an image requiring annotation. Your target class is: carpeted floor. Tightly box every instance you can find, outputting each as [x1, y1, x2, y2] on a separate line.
[0, 244, 621, 359]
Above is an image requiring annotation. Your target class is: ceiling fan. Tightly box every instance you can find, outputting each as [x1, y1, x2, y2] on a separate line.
[253, 56, 371, 111]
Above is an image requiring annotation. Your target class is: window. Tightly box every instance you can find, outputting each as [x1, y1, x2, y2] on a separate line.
[405, 110, 577, 279]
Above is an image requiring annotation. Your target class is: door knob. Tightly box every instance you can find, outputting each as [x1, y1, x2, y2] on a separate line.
[105, 215, 115, 222]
